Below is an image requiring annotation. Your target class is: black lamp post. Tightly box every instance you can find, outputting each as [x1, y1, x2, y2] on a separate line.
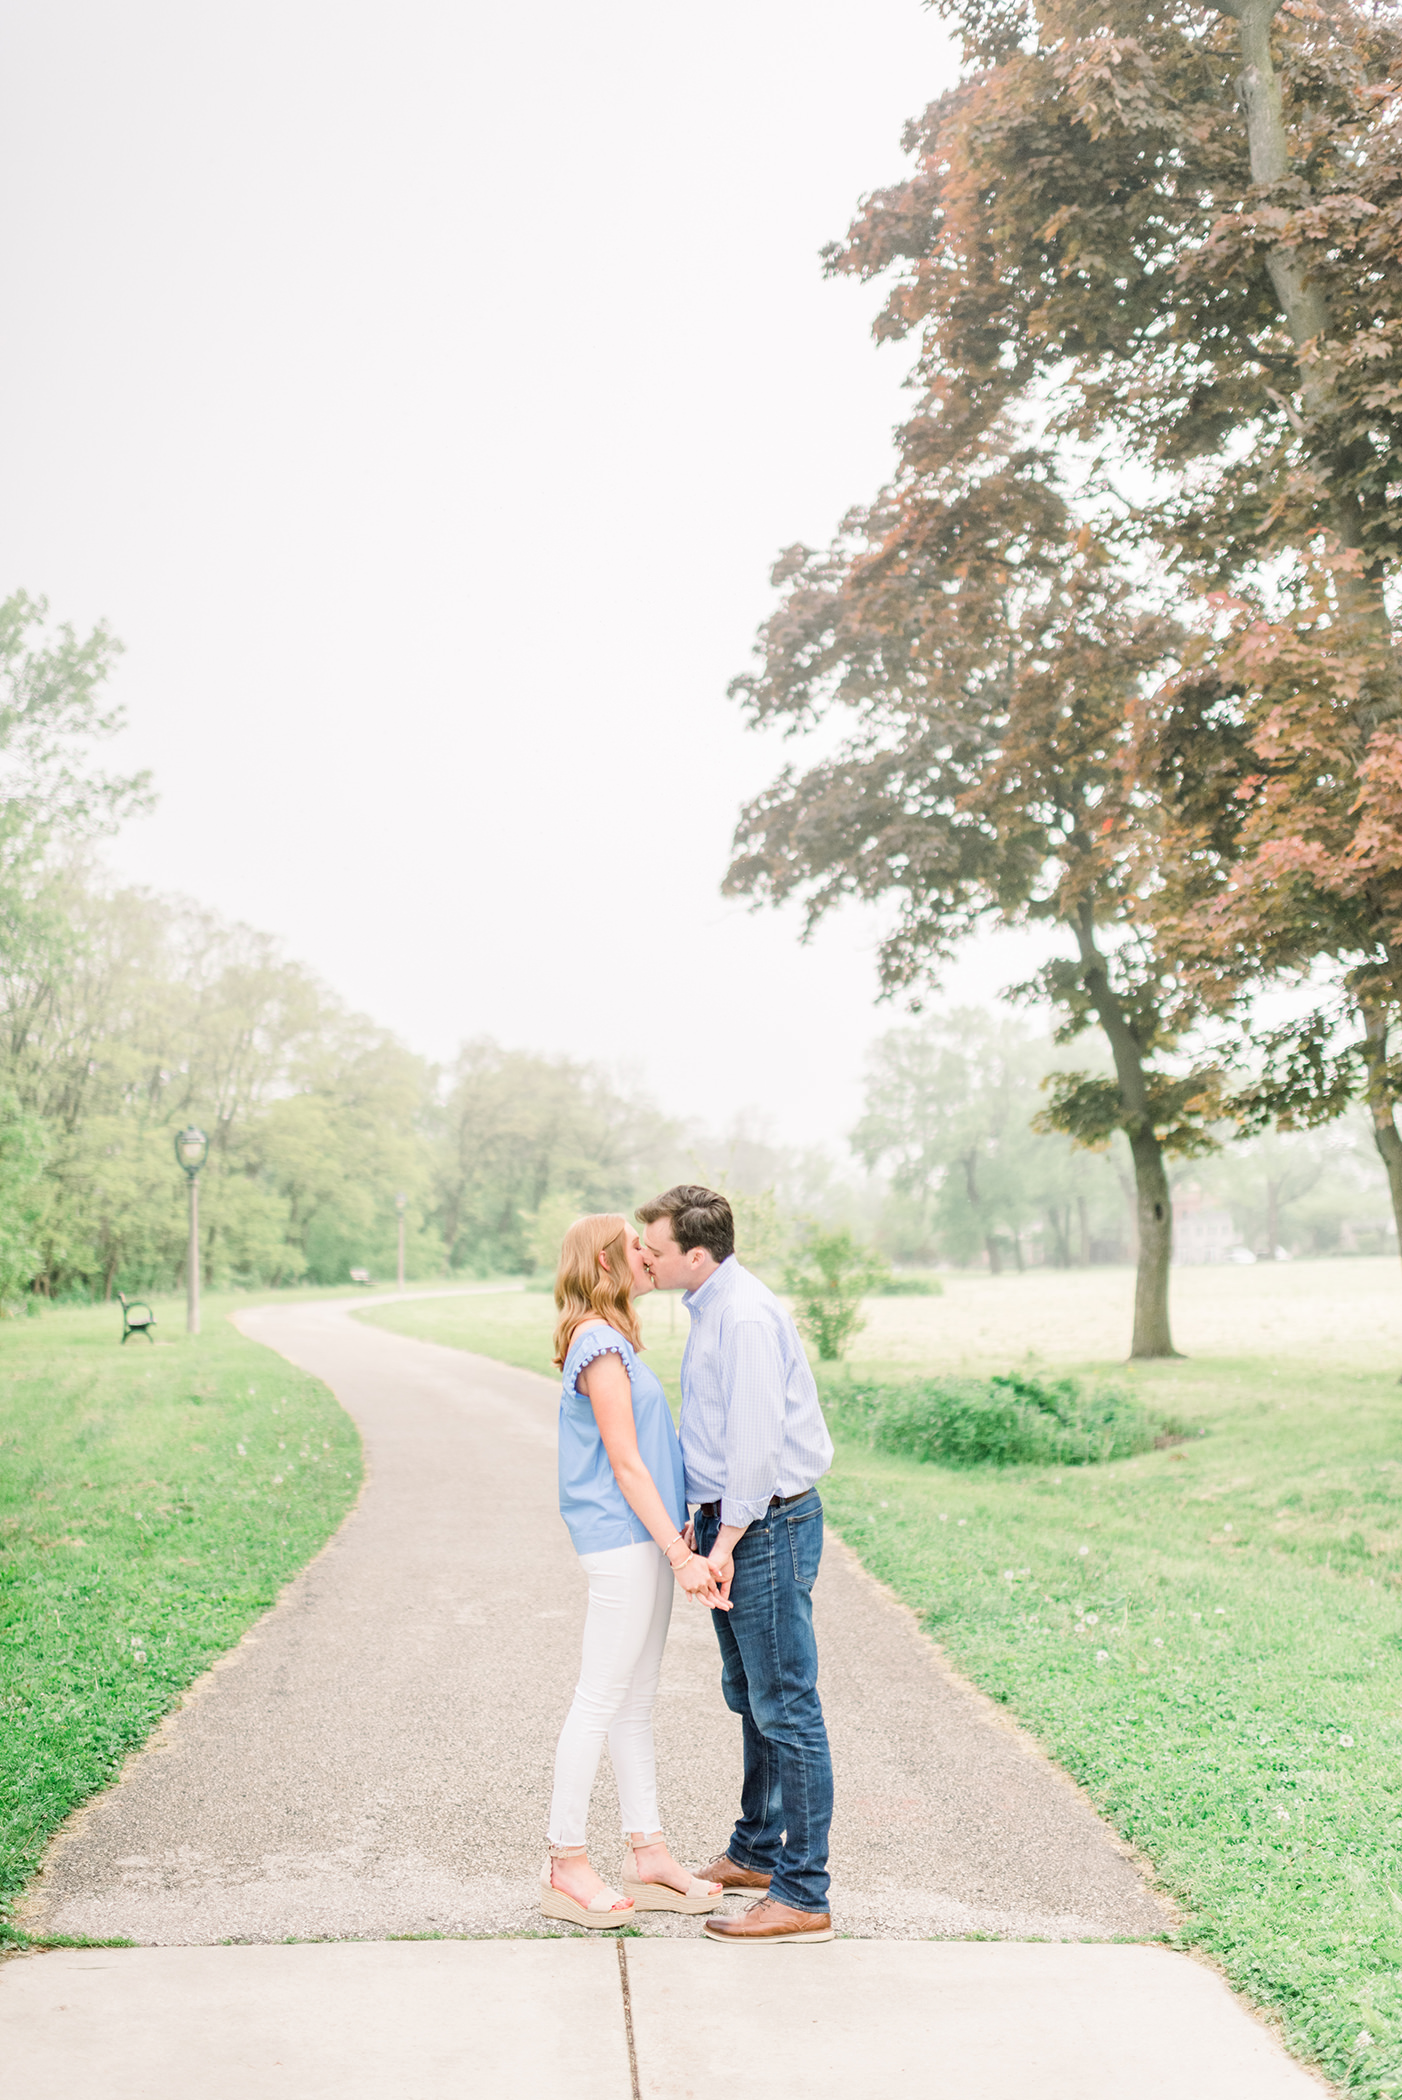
[174, 1126, 209, 1335]
[396, 1191, 407, 1291]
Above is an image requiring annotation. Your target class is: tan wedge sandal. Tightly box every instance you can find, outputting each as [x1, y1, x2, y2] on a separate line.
[620, 1836, 725, 1915]
[539, 1844, 636, 1930]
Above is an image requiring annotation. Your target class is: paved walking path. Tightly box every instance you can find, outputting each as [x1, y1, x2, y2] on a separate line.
[19, 1296, 1162, 1944]
[4, 1297, 1328, 2095]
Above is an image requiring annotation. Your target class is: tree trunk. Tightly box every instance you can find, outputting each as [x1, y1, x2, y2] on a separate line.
[1077, 1194, 1091, 1266]
[1217, 0, 1394, 665]
[1048, 1206, 1072, 1268]
[1265, 1177, 1280, 1261]
[1126, 1128, 1176, 1357]
[960, 1152, 1002, 1272]
[1359, 1005, 1402, 1275]
[1073, 907, 1182, 1357]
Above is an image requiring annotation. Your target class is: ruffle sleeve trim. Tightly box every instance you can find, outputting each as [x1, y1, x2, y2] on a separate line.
[566, 1328, 634, 1394]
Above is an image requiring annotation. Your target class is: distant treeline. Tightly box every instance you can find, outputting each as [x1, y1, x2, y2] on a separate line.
[0, 874, 690, 1300]
[0, 592, 1391, 1306]
[850, 1008, 1393, 1275]
[1, 878, 1391, 1305]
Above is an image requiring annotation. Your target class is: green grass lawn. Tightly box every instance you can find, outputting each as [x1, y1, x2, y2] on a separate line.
[0, 1293, 362, 1944]
[363, 1263, 1402, 2099]
[358, 1284, 691, 1406]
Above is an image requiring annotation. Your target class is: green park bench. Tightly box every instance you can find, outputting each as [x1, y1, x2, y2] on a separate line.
[117, 1292, 156, 1344]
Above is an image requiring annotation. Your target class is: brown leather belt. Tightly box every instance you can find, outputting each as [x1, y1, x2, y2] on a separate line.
[695, 1489, 813, 1522]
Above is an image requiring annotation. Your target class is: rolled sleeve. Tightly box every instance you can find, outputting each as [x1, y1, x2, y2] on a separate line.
[720, 1317, 787, 1526]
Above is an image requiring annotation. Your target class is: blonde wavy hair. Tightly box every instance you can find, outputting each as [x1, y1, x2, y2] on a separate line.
[552, 1212, 644, 1368]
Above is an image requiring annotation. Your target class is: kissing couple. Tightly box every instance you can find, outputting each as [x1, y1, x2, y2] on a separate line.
[538, 1184, 836, 1945]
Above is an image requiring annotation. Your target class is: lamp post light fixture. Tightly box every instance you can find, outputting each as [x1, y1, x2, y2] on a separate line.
[174, 1125, 209, 1335]
[396, 1191, 407, 1291]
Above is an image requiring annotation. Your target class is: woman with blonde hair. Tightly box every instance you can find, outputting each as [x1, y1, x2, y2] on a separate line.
[540, 1212, 727, 1929]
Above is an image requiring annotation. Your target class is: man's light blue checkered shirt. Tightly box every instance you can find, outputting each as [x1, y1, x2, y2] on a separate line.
[678, 1256, 833, 1526]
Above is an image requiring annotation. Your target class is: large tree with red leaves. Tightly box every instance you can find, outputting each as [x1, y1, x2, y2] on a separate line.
[726, 0, 1402, 1343]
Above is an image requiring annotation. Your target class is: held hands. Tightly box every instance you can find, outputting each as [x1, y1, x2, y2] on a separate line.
[665, 1531, 731, 1610]
[674, 1552, 729, 1609]
[706, 1544, 735, 1605]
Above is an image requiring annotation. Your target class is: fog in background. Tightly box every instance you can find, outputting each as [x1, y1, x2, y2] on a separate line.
[0, 0, 1067, 1150]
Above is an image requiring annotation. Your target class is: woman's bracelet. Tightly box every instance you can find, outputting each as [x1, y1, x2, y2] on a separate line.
[669, 1551, 695, 1573]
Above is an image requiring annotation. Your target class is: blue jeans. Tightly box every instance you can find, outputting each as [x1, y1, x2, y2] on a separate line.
[695, 1490, 833, 1913]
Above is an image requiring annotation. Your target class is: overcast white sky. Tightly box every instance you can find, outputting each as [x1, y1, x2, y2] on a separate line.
[0, 0, 1055, 1150]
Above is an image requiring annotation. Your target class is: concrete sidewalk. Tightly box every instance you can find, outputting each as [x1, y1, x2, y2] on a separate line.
[0, 1940, 1325, 2099]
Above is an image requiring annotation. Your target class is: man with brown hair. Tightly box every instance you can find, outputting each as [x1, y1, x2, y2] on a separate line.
[638, 1183, 835, 1945]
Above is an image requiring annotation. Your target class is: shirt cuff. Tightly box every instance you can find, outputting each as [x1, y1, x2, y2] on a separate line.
[721, 1495, 773, 1527]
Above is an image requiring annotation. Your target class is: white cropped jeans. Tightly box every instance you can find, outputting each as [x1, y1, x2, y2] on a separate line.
[547, 1539, 674, 1846]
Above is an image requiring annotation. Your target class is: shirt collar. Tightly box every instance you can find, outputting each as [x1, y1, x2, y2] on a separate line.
[682, 1252, 737, 1313]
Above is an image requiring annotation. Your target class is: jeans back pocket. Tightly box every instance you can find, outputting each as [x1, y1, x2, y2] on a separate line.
[786, 1505, 823, 1590]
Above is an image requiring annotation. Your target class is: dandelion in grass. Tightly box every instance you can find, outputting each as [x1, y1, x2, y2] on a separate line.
[1078, 1545, 1089, 1556]
[1340, 1734, 1355, 1747]
[1357, 2031, 1374, 2051]
[1095, 1650, 1109, 1663]
[957, 1518, 967, 1527]
[236, 1444, 246, 1456]
[1276, 1808, 1290, 1821]
[1215, 1607, 1225, 1615]
[272, 1475, 283, 1486]
[1084, 1613, 1099, 1625]
[939, 1514, 948, 1523]
[1153, 1638, 1164, 1648]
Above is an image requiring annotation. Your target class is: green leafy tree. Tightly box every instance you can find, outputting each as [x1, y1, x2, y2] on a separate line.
[854, 1009, 1129, 1270]
[685, 1159, 789, 1273]
[0, 591, 149, 867]
[784, 1225, 890, 1361]
[6, 881, 438, 1295]
[1194, 1121, 1390, 1260]
[0, 1089, 46, 1306]
[434, 1041, 680, 1275]
[524, 1191, 588, 1278]
[855, 1010, 1043, 1271]
[1, 594, 152, 1126]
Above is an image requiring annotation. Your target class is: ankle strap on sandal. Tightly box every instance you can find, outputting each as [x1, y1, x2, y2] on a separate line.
[548, 1842, 588, 1859]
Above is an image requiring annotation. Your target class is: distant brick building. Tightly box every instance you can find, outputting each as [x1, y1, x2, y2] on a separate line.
[1172, 1183, 1240, 1265]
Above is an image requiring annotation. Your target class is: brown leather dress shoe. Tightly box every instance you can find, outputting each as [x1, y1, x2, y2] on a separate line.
[703, 1897, 834, 1944]
[697, 1852, 772, 1893]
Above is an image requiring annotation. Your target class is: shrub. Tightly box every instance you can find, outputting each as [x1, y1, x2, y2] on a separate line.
[784, 1227, 891, 1360]
[828, 1369, 1172, 1468]
[872, 1272, 944, 1296]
